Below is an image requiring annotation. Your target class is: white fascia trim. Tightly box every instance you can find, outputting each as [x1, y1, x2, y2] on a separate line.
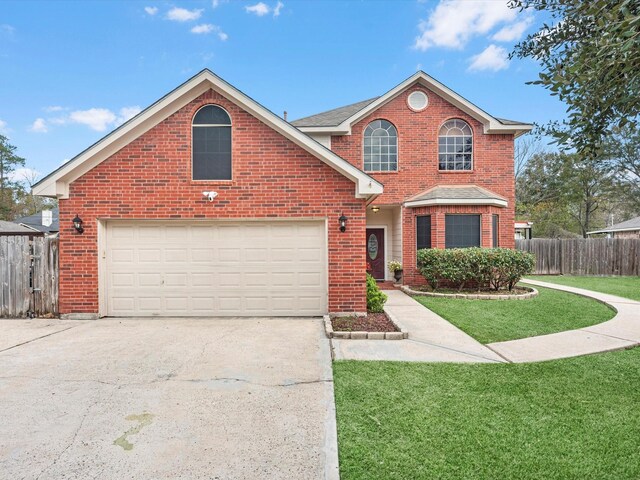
[297, 71, 533, 137]
[404, 198, 508, 208]
[587, 226, 640, 235]
[33, 70, 382, 200]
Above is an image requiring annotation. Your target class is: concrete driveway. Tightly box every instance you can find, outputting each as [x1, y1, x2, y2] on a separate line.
[0, 318, 338, 479]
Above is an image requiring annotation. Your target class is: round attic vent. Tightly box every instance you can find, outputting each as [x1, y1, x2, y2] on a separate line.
[407, 91, 428, 111]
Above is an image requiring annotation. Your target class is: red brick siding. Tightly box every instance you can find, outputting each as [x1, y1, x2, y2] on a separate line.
[330, 84, 516, 254]
[59, 88, 366, 315]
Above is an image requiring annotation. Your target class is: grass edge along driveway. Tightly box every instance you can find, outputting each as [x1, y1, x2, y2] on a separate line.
[413, 285, 615, 344]
[334, 349, 640, 480]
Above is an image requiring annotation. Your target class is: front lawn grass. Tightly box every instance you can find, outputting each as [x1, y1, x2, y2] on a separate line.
[526, 275, 640, 302]
[414, 286, 614, 344]
[334, 350, 640, 480]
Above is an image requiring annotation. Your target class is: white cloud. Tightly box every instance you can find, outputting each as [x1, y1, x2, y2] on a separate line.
[49, 116, 67, 126]
[30, 118, 48, 133]
[190, 23, 228, 40]
[69, 108, 117, 131]
[117, 106, 141, 124]
[273, 1, 284, 17]
[44, 105, 64, 113]
[414, 0, 517, 50]
[492, 17, 533, 42]
[245, 2, 270, 16]
[191, 23, 214, 34]
[468, 44, 509, 72]
[144, 6, 158, 16]
[8, 167, 40, 184]
[166, 7, 203, 22]
[0, 119, 8, 134]
[0, 24, 15, 35]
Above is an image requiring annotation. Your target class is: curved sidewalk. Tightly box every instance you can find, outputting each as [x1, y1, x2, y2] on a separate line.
[488, 279, 640, 363]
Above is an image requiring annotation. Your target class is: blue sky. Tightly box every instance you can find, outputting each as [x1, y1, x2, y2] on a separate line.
[0, 0, 563, 183]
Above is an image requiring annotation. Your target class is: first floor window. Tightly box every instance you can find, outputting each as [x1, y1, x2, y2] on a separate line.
[417, 215, 432, 250]
[445, 214, 480, 248]
[492, 214, 499, 247]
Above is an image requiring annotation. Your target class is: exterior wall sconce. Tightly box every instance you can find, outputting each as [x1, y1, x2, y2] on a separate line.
[339, 213, 348, 232]
[72, 214, 84, 234]
[371, 206, 380, 213]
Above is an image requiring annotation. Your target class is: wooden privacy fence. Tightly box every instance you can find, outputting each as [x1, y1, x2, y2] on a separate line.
[0, 236, 58, 318]
[516, 238, 640, 276]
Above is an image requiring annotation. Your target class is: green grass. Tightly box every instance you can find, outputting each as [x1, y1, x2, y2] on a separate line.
[526, 275, 640, 302]
[413, 286, 615, 344]
[334, 350, 640, 480]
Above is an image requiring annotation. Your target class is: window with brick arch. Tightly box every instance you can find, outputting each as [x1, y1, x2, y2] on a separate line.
[363, 119, 398, 172]
[192, 105, 232, 180]
[438, 119, 472, 171]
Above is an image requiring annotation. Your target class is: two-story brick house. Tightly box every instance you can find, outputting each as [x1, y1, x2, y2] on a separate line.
[34, 70, 530, 318]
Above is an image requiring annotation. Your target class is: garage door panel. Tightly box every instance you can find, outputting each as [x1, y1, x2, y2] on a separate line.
[106, 220, 327, 316]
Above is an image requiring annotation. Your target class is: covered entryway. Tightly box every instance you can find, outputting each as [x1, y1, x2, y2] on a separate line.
[102, 220, 327, 316]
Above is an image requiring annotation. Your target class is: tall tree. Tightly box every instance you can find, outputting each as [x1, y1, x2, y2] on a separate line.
[601, 125, 640, 213]
[517, 152, 617, 237]
[510, 0, 640, 156]
[0, 134, 26, 220]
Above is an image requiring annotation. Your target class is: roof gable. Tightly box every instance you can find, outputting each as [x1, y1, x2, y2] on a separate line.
[33, 69, 382, 199]
[294, 71, 532, 137]
[587, 215, 640, 234]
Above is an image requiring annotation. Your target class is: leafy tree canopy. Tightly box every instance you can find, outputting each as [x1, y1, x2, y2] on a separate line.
[510, 0, 640, 156]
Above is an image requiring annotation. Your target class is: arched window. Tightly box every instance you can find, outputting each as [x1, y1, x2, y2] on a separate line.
[192, 105, 232, 180]
[438, 119, 472, 171]
[363, 119, 397, 172]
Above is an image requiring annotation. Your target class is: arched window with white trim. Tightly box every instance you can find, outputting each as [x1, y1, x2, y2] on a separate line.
[363, 119, 398, 172]
[438, 119, 472, 171]
[192, 105, 232, 180]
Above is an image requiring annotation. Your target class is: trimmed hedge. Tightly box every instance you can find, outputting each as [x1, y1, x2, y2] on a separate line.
[416, 248, 535, 291]
[366, 273, 388, 312]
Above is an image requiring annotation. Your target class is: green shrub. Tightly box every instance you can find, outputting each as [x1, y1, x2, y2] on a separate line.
[366, 273, 388, 312]
[416, 248, 535, 291]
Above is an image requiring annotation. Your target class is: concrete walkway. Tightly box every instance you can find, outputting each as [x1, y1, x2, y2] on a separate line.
[332, 290, 506, 363]
[488, 279, 640, 363]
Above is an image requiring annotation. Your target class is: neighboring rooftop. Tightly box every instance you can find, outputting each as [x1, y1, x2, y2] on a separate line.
[291, 98, 379, 127]
[587, 216, 640, 235]
[16, 208, 59, 234]
[0, 220, 40, 235]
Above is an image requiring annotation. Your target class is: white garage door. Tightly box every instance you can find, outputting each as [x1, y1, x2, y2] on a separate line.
[104, 220, 327, 317]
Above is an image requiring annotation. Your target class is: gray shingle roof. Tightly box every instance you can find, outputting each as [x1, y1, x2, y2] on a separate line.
[588, 215, 640, 234]
[290, 98, 379, 127]
[407, 185, 506, 203]
[291, 98, 529, 129]
[16, 208, 59, 234]
[0, 220, 38, 234]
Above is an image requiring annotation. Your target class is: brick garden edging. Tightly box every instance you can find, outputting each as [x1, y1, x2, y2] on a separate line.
[323, 314, 409, 340]
[401, 285, 538, 300]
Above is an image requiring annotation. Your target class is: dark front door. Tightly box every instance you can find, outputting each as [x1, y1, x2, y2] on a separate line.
[366, 228, 385, 280]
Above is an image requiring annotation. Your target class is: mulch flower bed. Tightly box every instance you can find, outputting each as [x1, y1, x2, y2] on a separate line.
[331, 312, 399, 332]
[410, 286, 532, 296]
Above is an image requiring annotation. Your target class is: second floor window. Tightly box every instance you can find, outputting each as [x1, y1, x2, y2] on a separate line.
[438, 119, 472, 171]
[192, 105, 232, 180]
[364, 119, 397, 172]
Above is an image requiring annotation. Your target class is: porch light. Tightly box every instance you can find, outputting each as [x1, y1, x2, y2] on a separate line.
[339, 213, 348, 232]
[371, 206, 380, 213]
[72, 214, 84, 234]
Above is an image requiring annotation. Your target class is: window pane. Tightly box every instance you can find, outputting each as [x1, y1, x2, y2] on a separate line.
[193, 126, 232, 180]
[417, 216, 432, 250]
[492, 214, 499, 247]
[445, 215, 480, 248]
[193, 105, 231, 125]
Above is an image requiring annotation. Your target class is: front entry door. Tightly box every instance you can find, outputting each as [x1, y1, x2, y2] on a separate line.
[366, 228, 385, 280]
